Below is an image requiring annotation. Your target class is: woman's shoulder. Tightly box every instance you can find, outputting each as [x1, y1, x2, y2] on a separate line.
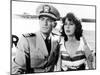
[79, 36, 91, 50]
[80, 36, 89, 46]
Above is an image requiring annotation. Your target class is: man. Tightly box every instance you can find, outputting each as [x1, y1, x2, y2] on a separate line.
[12, 4, 60, 74]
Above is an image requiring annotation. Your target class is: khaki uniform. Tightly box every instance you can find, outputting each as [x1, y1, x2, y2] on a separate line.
[12, 32, 60, 74]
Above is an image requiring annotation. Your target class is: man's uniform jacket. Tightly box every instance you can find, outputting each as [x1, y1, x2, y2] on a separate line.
[12, 32, 60, 74]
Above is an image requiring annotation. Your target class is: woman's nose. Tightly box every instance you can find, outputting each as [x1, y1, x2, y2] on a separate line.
[66, 24, 70, 28]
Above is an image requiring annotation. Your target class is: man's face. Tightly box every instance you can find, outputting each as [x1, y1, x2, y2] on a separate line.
[39, 16, 55, 34]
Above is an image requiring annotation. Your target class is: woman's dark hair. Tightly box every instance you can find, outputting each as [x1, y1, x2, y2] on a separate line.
[61, 13, 83, 41]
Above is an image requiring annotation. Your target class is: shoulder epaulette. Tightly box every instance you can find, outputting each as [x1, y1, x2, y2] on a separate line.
[22, 33, 36, 37]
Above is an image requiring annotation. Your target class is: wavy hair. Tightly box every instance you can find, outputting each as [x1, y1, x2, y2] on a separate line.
[61, 13, 83, 41]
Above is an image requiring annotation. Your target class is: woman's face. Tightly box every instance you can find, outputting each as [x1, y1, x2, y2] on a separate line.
[64, 18, 76, 36]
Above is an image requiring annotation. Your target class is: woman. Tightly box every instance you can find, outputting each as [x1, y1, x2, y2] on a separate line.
[55, 13, 93, 71]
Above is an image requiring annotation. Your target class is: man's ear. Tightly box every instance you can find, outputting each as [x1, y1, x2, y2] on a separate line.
[52, 22, 57, 28]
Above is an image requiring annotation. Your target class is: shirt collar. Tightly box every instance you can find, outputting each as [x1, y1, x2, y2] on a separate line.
[40, 32, 51, 40]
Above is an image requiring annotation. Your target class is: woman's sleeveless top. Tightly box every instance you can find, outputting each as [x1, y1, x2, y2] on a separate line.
[60, 37, 86, 70]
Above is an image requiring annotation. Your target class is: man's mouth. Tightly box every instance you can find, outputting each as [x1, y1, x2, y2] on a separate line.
[42, 27, 48, 30]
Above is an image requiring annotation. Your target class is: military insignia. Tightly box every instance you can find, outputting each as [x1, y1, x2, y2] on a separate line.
[43, 5, 51, 13]
[23, 33, 36, 37]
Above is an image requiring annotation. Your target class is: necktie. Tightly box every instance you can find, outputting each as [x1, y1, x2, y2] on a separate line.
[45, 37, 51, 55]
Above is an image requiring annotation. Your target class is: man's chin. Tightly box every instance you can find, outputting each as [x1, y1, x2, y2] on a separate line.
[41, 31, 50, 34]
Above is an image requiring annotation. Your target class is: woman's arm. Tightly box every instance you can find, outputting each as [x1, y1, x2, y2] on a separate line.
[82, 36, 94, 69]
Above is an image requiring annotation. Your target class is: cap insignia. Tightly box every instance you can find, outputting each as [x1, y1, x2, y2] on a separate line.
[43, 5, 51, 13]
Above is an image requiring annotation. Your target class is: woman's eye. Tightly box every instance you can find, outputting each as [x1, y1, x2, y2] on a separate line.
[70, 23, 74, 25]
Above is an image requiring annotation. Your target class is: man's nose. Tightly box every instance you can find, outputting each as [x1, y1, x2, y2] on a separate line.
[44, 20, 48, 26]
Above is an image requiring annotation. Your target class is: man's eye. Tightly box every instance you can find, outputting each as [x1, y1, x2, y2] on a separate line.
[41, 18, 44, 20]
[50, 20, 53, 22]
[47, 19, 52, 22]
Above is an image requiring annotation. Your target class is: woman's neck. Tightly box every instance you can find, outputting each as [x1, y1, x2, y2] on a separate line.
[67, 35, 76, 42]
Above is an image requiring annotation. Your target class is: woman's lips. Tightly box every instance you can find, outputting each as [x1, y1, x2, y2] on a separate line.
[66, 30, 70, 32]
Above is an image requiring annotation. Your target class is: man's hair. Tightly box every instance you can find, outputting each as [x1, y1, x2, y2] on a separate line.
[61, 12, 83, 41]
[39, 15, 56, 21]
